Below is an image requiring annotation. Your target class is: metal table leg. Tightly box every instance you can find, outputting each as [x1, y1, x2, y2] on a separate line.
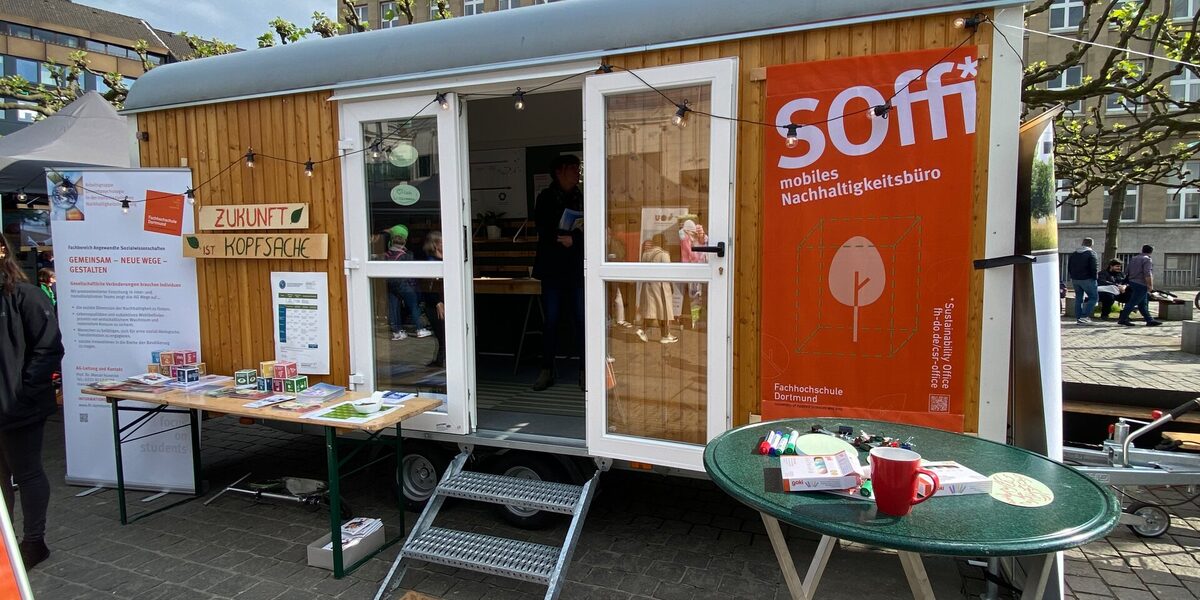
[325, 426, 345, 578]
[761, 513, 836, 600]
[110, 398, 128, 525]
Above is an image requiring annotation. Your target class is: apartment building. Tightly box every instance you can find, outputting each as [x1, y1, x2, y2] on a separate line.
[345, 0, 562, 28]
[1029, 0, 1200, 289]
[0, 0, 193, 135]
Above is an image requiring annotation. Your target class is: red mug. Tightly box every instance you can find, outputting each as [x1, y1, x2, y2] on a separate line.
[869, 447, 940, 517]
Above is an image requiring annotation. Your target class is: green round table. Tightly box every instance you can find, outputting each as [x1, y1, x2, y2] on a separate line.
[703, 418, 1120, 600]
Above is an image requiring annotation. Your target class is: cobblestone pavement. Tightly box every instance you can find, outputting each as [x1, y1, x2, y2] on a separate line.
[28, 413, 969, 600]
[1060, 291, 1200, 393]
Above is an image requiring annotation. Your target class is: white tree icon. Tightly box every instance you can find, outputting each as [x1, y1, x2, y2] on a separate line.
[828, 236, 886, 342]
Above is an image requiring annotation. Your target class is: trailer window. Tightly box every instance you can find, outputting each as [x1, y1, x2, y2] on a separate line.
[361, 117, 443, 262]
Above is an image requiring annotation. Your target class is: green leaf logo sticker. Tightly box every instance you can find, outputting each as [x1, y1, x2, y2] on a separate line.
[390, 184, 420, 206]
[290, 207, 305, 224]
[185, 236, 200, 249]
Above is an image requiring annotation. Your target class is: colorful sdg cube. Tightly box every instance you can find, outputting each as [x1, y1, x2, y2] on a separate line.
[283, 376, 309, 393]
[234, 369, 258, 388]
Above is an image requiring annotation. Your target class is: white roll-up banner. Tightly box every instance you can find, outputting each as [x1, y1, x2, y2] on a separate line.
[51, 168, 200, 493]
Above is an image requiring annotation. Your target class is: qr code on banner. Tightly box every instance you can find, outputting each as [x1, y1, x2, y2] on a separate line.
[928, 394, 950, 413]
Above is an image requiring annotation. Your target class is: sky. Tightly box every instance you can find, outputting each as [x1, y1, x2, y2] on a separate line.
[76, 0, 334, 50]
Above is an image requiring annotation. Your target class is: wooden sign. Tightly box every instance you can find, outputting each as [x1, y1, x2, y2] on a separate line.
[182, 234, 328, 260]
[199, 204, 309, 230]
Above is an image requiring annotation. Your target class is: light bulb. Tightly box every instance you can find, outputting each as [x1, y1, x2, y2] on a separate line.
[245, 149, 256, 168]
[672, 104, 689, 128]
[514, 89, 525, 111]
[785, 124, 799, 149]
[121, 198, 130, 214]
[304, 161, 314, 177]
[16, 191, 26, 202]
[371, 143, 380, 159]
[436, 93, 450, 110]
[185, 187, 195, 204]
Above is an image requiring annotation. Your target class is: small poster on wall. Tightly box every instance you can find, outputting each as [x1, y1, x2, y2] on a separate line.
[271, 272, 331, 375]
[760, 46, 980, 431]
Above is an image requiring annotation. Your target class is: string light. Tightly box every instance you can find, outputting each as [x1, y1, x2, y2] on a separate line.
[185, 187, 195, 205]
[513, 88, 525, 111]
[871, 103, 893, 120]
[304, 160, 314, 177]
[672, 103, 690, 128]
[953, 14, 983, 30]
[16, 191, 26, 203]
[436, 93, 450, 110]
[121, 197, 130, 214]
[245, 148, 255, 168]
[371, 141, 381, 160]
[785, 124, 800, 149]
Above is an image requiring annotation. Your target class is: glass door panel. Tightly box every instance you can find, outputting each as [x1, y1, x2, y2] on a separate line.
[342, 94, 471, 435]
[584, 59, 736, 470]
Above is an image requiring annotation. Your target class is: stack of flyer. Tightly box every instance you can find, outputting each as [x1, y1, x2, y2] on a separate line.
[323, 517, 382, 550]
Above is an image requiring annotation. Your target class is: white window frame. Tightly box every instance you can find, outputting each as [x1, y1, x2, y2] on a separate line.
[1102, 185, 1139, 223]
[497, 0, 518, 9]
[1168, 160, 1200, 221]
[464, 0, 484, 15]
[1049, 0, 1085, 30]
[1048, 65, 1084, 112]
[352, 4, 369, 27]
[1170, 69, 1199, 104]
[583, 58, 738, 471]
[1056, 179, 1077, 223]
[1173, 0, 1198, 21]
[379, 1, 401, 28]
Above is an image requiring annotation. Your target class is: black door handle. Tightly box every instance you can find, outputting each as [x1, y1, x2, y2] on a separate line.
[692, 242, 725, 258]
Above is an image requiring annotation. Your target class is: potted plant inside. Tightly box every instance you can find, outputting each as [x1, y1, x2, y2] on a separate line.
[477, 211, 505, 240]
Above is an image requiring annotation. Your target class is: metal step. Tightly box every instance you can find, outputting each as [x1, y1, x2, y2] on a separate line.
[437, 470, 583, 514]
[402, 527, 559, 584]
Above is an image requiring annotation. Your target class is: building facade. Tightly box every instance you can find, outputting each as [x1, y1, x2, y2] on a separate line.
[0, 0, 192, 135]
[1029, 0, 1200, 289]
[344, 0, 562, 29]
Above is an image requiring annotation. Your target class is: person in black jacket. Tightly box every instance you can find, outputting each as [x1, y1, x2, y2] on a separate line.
[531, 154, 584, 391]
[0, 234, 63, 570]
[1096, 259, 1129, 321]
[1067, 237, 1100, 324]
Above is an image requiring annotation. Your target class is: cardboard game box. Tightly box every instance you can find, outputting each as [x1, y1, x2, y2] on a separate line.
[917, 461, 992, 497]
[780, 451, 865, 492]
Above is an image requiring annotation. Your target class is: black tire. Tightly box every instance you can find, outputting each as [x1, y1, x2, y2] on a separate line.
[396, 441, 451, 510]
[1126, 502, 1171, 538]
[489, 453, 568, 530]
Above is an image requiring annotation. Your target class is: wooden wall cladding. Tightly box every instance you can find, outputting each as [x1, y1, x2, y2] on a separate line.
[607, 12, 995, 432]
[136, 91, 350, 385]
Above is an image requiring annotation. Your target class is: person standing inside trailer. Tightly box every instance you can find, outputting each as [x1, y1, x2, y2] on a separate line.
[0, 234, 63, 570]
[531, 155, 584, 391]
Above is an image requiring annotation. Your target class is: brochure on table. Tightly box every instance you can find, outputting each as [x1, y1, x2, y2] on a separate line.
[53, 168, 200, 493]
[270, 272, 330, 375]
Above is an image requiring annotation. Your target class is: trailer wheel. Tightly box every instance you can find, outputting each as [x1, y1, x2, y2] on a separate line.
[1127, 503, 1171, 538]
[491, 453, 566, 530]
[397, 442, 451, 509]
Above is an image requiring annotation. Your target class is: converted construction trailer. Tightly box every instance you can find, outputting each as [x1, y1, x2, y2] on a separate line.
[122, 0, 1027, 492]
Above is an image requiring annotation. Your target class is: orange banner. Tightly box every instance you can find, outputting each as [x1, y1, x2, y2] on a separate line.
[760, 47, 979, 431]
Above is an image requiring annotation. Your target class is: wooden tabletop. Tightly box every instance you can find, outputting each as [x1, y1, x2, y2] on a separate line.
[473, 277, 540, 295]
[82, 387, 442, 434]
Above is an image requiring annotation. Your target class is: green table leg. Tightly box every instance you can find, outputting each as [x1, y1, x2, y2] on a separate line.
[189, 409, 202, 496]
[325, 426, 344, 578]
[110, 398, 128, 525]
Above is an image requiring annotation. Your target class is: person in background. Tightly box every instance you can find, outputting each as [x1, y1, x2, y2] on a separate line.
[0, 234, 63, 570]
[384, 225, 432, 340]
[1119, 244, 1163, 327]
[1067, 237, 1099, 325]
[1096, 260, 1127, 321]
[423, 231, 446, 368]
[37, 269, 55, 307]
[606, 227, 630, 328]
[678, 219, 708, 329]
[531, 154, 584, 391]
[636, 234, 678, 344]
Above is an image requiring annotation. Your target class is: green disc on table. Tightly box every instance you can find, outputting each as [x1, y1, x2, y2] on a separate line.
[793, 434, 858, 456]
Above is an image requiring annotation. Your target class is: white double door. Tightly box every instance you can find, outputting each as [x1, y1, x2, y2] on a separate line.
[341, 60, 736, 469]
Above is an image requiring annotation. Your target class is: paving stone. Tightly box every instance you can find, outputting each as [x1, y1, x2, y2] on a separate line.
[232, 580, 290, 600]
[1147, 584, 1196, 600]
[1070, 576, 1115, 595]
[1100, 568, 1150, 590]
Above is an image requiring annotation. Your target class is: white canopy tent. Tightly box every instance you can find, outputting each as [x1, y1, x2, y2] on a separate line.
[0, 91, 130, 193]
